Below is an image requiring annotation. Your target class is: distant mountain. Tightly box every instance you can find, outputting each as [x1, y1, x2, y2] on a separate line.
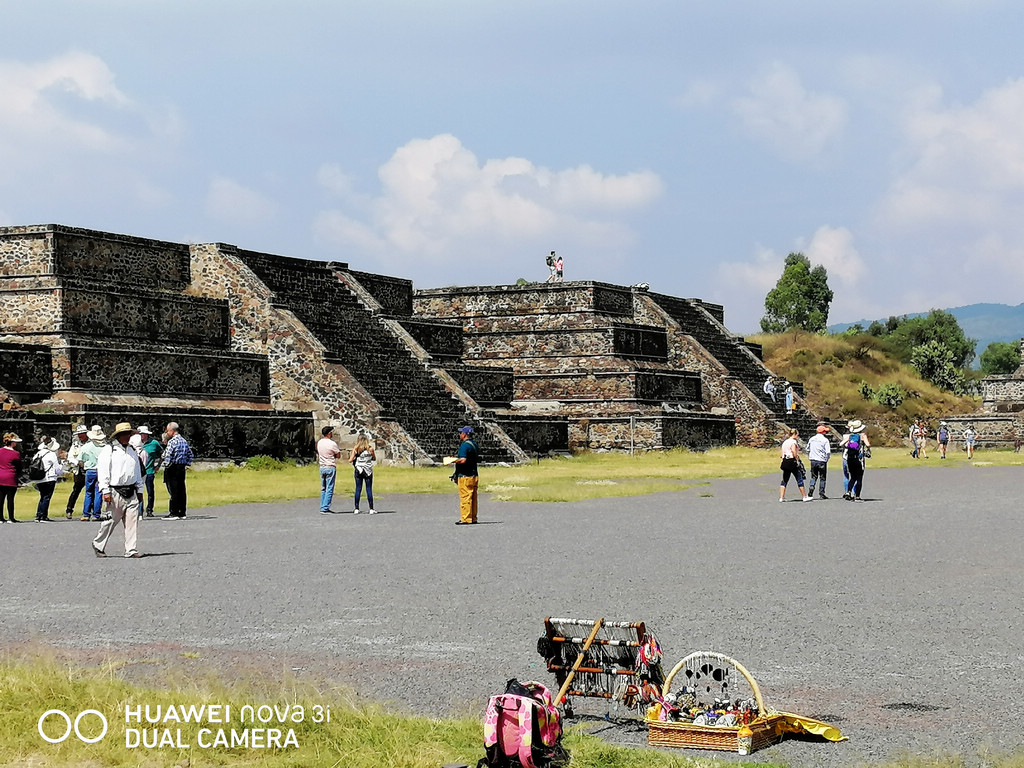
[829, 303, 1024, 367]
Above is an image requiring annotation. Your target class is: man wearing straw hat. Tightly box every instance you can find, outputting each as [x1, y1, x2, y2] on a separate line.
[92, 422, 145, 558]
[64, 425, 89, 519]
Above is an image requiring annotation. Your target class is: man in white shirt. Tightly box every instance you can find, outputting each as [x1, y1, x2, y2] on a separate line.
[92, 422, 145, 558]
[806, 424, 832, 500]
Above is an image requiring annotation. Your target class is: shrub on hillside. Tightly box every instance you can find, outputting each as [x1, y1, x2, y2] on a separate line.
[873, 382, 906, 409]
[859, 381, 874, 400]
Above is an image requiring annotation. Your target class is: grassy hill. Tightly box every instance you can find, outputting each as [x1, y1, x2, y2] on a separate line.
[749, 330, 981, 445]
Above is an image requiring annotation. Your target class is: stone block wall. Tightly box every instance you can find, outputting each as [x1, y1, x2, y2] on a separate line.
[346, 269, 413, 316]
[60, 286, 230, 346]
[0, 343, 52, 401]
[444, 364, 514, 406]
[399, 318, 464, 360]
[0, 227, 54, 276]
[52, 227, 192, 292]
[0, 286, 62, 335]
[63, 345, 269, 399]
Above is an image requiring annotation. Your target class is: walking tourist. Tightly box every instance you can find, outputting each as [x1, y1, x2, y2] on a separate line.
[349, 431, 376, 514]
[546, 251, 557, 282]
[316, 425, 341, 515]
[841, 419, 871, 500]
[138, 426, 163, 517]
[915, 420, 929, 459]
[779, 428, 810, 502]
[0, 433, 23, 523]
[92, 422, 144, 558]
[554, 253, 564, 282]
[64, 425, 89, 519]
[842, 422, 868, 501]
[806, 424, 831, 499]
[80, 425, 106, 521]
[936, 421, 950, 459]
[909, 419, 920, 458]
[162, 422, 193, 519]
[32, 436, 63, 522]
[452, 426, 479, 524]
[963, 423, 977, 459]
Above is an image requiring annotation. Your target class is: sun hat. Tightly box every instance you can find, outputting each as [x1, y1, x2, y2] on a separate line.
[137, 425, 152, 435]
[38, 437, 60, 452]
[74, 424, 88, 435]
[847, 419, 864, 432]
[110, 422, 136, 438]
[3, 433, 22, 444]
[816, 425, 830, 434]
[87, 425, 106, 441]
[459, 426, 474, 435]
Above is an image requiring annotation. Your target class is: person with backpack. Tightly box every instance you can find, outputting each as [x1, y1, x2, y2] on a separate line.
[545, 251, 557, 282]
[63, 425, 89, 519]
[0, 433, 23, 523]
[31, 436, 63, 522]
[92, 422, 145, 558]
[453, 425, 479, 524]
[937, 421, 950, 459]
[842, 422, 868, 501]
[963, 424, 977, 459]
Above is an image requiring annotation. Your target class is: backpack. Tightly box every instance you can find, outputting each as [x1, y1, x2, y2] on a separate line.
[478, 679, 566, 768]
[28, 452, 46, 482]
[847, 435, 861, 453]
[938, 427, 949, 441]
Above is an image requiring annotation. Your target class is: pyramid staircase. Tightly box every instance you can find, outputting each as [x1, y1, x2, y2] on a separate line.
[235, 251, 519, 462]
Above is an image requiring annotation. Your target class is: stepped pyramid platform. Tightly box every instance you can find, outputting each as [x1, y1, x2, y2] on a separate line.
[0, 223, 828, 459]
[0, 225, 311, 457]
[414, 282, 826, 449]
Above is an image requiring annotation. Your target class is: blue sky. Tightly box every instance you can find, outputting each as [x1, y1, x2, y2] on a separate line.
[4, 0, 1024, 333]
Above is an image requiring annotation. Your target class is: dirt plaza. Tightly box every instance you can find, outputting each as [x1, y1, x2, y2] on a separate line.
[2, 463, 1020, 766]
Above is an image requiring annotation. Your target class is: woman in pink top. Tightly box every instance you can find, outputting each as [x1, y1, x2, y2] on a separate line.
[779, 428, 811, 503]
[0, 432, 24, 522]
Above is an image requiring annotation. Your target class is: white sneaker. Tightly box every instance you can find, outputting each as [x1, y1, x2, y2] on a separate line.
[803, 496, 813, 502]
[779, 498, 785, 503]
[353, 509, 360, 515]
[368, 509, 377, 514]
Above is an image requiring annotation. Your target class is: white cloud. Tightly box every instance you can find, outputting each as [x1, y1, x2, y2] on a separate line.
[313, 134, 663, 271]
[872, 77, 1024, 303]
[0, 51, 132, 157]
[205, 176, 277, 226]
[732, 62, 848, 160]
[801, 226, 865, 287]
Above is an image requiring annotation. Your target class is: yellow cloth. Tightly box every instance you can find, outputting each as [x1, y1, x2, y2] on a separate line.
[776, 712, 847, 742]
[458, 475, 478, 523]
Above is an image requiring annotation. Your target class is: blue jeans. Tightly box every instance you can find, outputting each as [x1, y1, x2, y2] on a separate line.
[354, 471, 373, 510]
[320, 466, 336, 512]
[83, 469, 102, 519]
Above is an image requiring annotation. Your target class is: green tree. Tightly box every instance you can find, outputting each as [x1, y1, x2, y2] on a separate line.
[979, 341, 1021, 375]
[760, 253, 834, 333]
[886, 310, 976, 369]
[910, 340, 967, 394]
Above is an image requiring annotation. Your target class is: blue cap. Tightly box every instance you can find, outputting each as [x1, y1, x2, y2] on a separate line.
[459, 426, 474, 435]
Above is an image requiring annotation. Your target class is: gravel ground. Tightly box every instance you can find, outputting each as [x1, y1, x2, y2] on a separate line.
[2, 463, 1021, 767]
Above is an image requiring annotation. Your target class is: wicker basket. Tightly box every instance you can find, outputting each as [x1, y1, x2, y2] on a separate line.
[646, 651, 786, 755]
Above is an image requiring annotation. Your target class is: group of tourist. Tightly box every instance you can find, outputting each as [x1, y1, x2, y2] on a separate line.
[0, 422, 193, 556]
[315, 424, 480, 525]
[763, 377, 797, 414]
[909, 419, 977, 459]
[779, 419, 871, 503]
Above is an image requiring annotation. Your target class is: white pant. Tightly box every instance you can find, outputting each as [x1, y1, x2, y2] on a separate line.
[93, 489, 140, 557]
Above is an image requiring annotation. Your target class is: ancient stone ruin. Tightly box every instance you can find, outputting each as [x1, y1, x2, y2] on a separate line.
[0, 224, 822, 461]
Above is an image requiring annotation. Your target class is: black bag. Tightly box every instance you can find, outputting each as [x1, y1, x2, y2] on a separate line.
[28, 453, 46, 481]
